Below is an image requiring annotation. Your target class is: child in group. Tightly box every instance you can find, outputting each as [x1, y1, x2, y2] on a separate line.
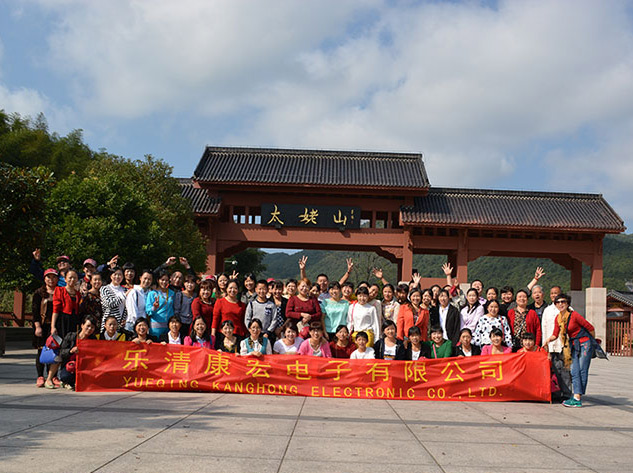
[245, 280, 278, 339]
[424, 325, 453, 359]
[96, 315, 128, 341]
[347, 286, 380, 347]
[159, 315, 184, 345]
[518, 332, 545, 353]
[350, 331, 375, 359]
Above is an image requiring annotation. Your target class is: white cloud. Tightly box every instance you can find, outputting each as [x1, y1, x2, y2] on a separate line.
[23, 0, 633, 224]
[0, 84, 48, 117]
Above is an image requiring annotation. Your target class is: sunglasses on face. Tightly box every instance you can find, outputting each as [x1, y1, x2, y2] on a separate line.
[555, 300, 568, 305]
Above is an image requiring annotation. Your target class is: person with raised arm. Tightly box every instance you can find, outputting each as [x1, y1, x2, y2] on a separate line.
[507, 289, 542, 349]
[441, 263, 465, 309]
[430, 289, 461, 345]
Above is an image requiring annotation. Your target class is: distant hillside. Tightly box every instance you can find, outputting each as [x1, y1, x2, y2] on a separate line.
[260, 233, 633, 292]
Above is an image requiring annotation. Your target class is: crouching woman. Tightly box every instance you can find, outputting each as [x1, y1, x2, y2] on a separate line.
[46, 314, 98, 390]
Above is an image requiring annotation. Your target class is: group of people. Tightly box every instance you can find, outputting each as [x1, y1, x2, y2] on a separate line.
[30, 251, 598, 408]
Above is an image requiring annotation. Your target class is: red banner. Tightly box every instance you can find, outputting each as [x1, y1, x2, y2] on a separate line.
[76, 340, 550, 402]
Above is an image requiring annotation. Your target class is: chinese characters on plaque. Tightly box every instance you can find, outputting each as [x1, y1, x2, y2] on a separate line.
[261, 203, 361, 229]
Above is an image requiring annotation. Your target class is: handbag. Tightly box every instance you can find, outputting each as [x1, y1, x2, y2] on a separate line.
[39, 345, 58, 365]
[46, 334, 62, 350]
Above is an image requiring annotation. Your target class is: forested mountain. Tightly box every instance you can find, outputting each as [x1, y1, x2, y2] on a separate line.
[260, 233, 633, 292]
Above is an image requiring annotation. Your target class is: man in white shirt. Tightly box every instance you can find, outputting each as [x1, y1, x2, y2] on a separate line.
[541, 285, 572, 399]
[125, 270, 153, 331]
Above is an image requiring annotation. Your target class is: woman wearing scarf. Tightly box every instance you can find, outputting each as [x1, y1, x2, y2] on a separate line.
[507, 290, 541, 350]
[543, 294, 596, 408]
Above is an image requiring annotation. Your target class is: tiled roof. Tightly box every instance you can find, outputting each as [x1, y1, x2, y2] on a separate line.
[193, 146, 429, 190]
[179, 178, 221, 215]
[607, 290, 633, 307]
[401, 187, 625, 232]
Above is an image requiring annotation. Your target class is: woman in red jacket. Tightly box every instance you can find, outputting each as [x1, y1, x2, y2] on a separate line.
[507, 289, 541, 349]
[191, 279, 215, 334]
[51, 269, 82, 338]
[544, 294, 596, 408]
[285, 278, 323, 339]
[397, 288, 429, 342]
[212, 279, 246, 337]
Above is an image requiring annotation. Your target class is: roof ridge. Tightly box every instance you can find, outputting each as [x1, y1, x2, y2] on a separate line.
[203, 145, 423, 160]
[428, 187, 605, 200]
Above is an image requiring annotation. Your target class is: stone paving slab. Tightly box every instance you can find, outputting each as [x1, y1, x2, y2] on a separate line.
[1, 343, 633, 473]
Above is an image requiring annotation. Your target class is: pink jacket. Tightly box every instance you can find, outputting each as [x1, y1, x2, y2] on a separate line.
[481, 344, 512, 355]
[297, 339, 332, 357]
[184, 335, 214, 349]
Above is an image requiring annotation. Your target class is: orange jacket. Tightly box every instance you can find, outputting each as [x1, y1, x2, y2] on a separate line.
[397, 304, 429, 341]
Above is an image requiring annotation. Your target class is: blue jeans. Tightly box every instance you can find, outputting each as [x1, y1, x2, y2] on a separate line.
[59, 366, 75, 387]
[571, 339, 592, 395]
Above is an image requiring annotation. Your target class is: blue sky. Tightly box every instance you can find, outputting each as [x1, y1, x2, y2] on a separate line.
[2, 0, 633, 230]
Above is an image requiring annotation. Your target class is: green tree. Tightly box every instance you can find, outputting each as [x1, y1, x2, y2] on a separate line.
[0, 164, 55, 290]
[42, 155, 206, 273]
[231, 248, 267, 277]
[0, 110, 95, 179]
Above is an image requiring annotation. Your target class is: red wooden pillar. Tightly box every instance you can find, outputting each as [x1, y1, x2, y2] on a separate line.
[401, 228, 413, 281]
[456, 229, 468, 284]
[590, 236, 604, 288]
[204, 217, 218, 275]
[13, 291, 26, 327]
[570, 258, 583, 291]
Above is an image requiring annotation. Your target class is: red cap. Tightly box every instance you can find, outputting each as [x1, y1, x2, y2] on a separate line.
[44, 268, 59, 277]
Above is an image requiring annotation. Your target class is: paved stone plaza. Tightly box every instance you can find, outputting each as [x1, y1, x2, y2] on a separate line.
[1, 342, 632, 473]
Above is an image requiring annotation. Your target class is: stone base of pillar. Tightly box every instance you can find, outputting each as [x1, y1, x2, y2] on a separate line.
[585, 287, 607, 343]
[569, 290, 586, 317]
